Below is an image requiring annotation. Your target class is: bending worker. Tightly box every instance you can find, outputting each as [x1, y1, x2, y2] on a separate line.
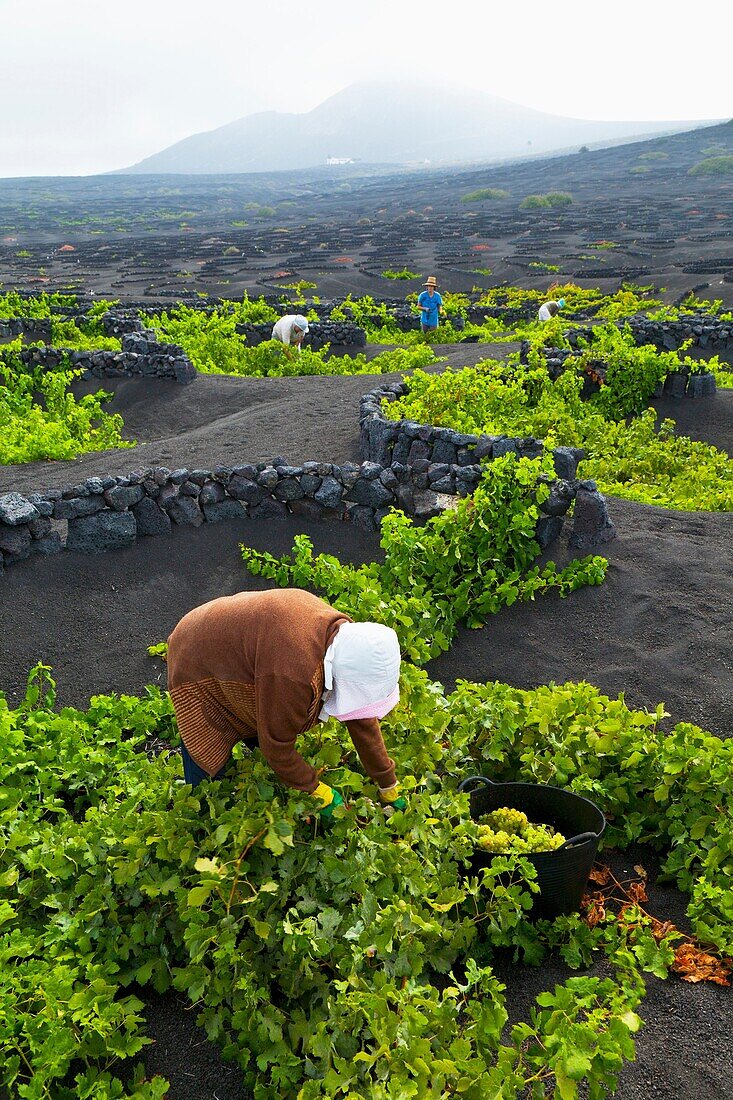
[271, 313, 309, 359]
[167, 588, 405, 816]
[537, 297, 565, 322]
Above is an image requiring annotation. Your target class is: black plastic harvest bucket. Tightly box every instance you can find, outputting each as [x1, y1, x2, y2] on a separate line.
[458, 776, 606, 919]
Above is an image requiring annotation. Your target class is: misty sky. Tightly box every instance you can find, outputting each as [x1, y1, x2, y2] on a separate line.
[2, 0, 731, 177]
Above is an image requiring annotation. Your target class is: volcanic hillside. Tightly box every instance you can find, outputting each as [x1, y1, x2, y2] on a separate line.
[0, 119, 732, 307]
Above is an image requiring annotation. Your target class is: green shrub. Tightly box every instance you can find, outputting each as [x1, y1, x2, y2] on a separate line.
[145, 297, 279, 373]
[0, 344, 132, 463]
[145, 305, 249, 374]
[441, 291, 471, 318]
[4, 657, 688, 1100]
[140, 302, 441, 376]
[3, 650, 730, 1098]
[594, 287, 662, 320]
[381, 268, 421, 280]
[520, 192, 572, 209]
[0, 290, 77, 320]
[460, 188, 509, 202]
[519, 194, 551, 209]
[545, 192, 573, 207]
[706, 359, 733, 389]
[49, 318, 121, 352]
[230, 291, 280, 325]
[688, 156, 733, 176]
[86, 298, 120, 319]
[329, 294, 395, 332]
[582, 411, 733, 510]
[213, 341, 438, 378]
[279, 279, 317, 296]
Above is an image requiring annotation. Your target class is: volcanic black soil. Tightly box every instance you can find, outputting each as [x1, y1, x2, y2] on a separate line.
[2, 124, 732, 1099]
[1, 373, 731, 1100]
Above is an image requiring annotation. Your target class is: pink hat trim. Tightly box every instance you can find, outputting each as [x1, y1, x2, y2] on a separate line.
[332, 685, 400, 723]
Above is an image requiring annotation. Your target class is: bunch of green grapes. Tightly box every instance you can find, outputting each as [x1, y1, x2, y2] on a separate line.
[480, 807, 529, 835]
[476, 806, 566, 854]
[524, 825, 566, 852]
[476, 826, 514, 852]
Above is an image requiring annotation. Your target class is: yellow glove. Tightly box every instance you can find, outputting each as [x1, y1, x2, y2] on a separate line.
[313, 781, 344, 818]
[379, 782, 407, 811]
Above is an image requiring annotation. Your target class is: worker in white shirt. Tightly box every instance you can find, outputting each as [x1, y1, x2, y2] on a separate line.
[272, 314, 309, 359]
[538, 297, 565, 322]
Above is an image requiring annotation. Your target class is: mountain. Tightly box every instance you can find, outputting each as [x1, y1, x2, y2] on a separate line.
[118, 81, 718, 175]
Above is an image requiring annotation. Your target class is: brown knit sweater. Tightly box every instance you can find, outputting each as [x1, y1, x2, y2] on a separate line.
[167, 588, 397, 793]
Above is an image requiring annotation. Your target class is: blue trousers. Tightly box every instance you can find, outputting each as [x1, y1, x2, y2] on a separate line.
[180, 739, 257, 788]
[180, 742, 229, 787]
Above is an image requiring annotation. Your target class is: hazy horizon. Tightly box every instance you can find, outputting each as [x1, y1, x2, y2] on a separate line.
[2, 0, 731, 178]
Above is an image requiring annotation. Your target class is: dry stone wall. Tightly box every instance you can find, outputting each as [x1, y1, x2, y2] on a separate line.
[0, 444, 616, 578]
[566, 313, 733, 354]
[0, 460, 458, 574]
[625, 313, 733, 353]
[357, 380, 615, 552]
[0, 318, 53, 343]
[519, 312, 726, 398]
[360, 381, 584, 480]
[16, 335, 197, 385]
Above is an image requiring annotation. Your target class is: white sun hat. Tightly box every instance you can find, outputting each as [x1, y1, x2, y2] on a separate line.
[320, 622, 401, 722]
[293, 314, 309, 333]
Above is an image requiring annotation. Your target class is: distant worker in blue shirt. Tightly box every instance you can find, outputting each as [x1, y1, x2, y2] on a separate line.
[416, 276, 443, 336]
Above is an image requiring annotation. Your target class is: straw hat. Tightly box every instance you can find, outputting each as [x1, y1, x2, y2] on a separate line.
[424, 276, 438, 288]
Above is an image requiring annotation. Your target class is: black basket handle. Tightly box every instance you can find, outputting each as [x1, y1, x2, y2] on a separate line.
[557, 831, 599, 851]
[457, 775, 495, 793]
